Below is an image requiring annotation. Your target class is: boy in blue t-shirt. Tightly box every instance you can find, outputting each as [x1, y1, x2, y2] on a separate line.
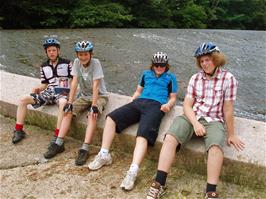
[88, 52, 178, 191]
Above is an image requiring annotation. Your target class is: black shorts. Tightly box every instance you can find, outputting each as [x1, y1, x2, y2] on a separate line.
[107, 98, 165, 146]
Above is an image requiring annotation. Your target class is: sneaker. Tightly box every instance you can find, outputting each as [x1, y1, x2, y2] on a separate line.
[120, 170, 137, 191]
[75, 149, 89, 166]
[205, 191, 219, 199]
[12, 130, 26, 144]
[146, 181, 167, 199]
[88, 152, 112, 170]
[43, 143, 65, 159]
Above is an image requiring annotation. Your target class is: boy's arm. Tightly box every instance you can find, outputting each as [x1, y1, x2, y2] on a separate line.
[223, 100, 245, 151]
[68, 75, 78, 103]
[92, 79, 100, 107]
[131, 86, 143, 100]
[183, 96, 206, 136]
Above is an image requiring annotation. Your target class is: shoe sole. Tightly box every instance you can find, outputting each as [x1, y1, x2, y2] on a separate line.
[88, 159, 112, 170]
[121, 185, 134, 191]
[75, 156, 89, 166]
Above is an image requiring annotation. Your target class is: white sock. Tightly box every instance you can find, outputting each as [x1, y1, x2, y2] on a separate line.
[129, 163, 139, 174]
[100, 148, 109, 157]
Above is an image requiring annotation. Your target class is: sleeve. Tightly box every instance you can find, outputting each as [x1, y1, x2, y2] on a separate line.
[93, 60, 104, 80]
[169, 74, 178, 93]
[71, 59, 78, 76]
[138, 72, 145, 87]
[186, 75, 196, 99]
[68, 61, 73, 79]
[40, 66, 49, 84]
[224, 75, 238, 101]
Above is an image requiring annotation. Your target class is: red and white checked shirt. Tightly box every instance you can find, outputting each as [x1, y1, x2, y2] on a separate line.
[186, 68, 238, 122]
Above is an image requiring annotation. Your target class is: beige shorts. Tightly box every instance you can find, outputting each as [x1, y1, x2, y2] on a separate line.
[72, 96, 108, 116]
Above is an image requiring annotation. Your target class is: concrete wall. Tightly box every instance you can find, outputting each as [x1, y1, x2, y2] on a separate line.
[0, 70, 265, 167]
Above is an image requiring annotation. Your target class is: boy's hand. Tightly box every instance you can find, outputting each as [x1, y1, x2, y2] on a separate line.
[227, 135, 245, 151]
[88, 106, 99, 119]
[63, 103, 73, 113]
[32, 87, 41, 94]
[193, 121, 206, 136]
[160, 104, 171, 113]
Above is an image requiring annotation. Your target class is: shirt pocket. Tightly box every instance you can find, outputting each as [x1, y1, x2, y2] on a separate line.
[43, 66, 53, 79]
[57, 64, 69, 76]
[213, 86, 224, 105]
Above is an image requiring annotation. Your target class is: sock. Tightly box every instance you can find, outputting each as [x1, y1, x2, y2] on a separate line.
[51, 136, 57, 143]
[55, 137, 64, 146]
[100, 148, 109, 157]
[54, 128, 59, 137]
[155, 170, 168, 186]
[81, 143, 89, 151]
[206, 183, 217, 192]
[15, 123, 23, 131]
[129, 163, 139, 174]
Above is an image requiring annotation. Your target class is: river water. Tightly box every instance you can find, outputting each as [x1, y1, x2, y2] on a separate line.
[0, 29, 265, 121]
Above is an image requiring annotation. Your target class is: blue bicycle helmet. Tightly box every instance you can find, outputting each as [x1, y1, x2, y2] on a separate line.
[194, 42, 220, 57]
[43, 38, 60, 49]
[75, 41, 94, 52]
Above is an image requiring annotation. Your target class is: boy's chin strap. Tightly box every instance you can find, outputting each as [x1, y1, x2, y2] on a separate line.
[205, 66, 218, 77]
[82, 54, 92, 67]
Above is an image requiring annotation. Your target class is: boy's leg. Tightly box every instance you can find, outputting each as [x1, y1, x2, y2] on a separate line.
[16, 95, 35, 124]
[89, 101, 140, 170]
[203, 120, 225, 196]
[120, 136, 148, 190]
[121, 101, 164, 191]
[75, 113, 96, 166]
[206, 146, 223, 192]
[76, 97, 107, 166]
[88, 116, 116, 170]
[147, 115, 194, 199]
[48, 97, 68, 145]
[13, 95, 35, 144]
[56, 97, 68, 129]
[44, 97, 87, 159]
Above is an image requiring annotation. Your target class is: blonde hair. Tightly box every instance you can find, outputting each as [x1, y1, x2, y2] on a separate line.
[196, 52, 227, 68]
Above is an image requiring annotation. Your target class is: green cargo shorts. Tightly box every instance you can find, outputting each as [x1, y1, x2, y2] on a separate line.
[167, 115, 226, 152]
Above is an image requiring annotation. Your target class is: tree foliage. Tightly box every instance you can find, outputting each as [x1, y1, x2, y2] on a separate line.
[0, 0, 265, 30]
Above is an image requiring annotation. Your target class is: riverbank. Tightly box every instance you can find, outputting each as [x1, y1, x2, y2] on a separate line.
[1, 115, 265, 199]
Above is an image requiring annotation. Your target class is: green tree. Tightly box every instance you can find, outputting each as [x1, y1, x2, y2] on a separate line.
[69, 0, 133, 28]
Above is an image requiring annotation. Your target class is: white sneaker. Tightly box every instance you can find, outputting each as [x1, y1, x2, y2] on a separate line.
[88, 152, 112, 170]
[120, 170, 137, 191]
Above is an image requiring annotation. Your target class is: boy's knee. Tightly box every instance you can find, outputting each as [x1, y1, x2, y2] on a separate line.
[106, 116, 115, 124]
[164, 134, 178, 146]
[58, 98, 67, 108]
[208, 145, 223, 154]
[19, 95, 33, 105]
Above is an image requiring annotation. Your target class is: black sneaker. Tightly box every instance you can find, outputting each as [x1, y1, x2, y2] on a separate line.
[47, 136, 57, 149]
[75, 149, 89, 166]
[12, 130, 26, 144]
[43, 143, 65, 159]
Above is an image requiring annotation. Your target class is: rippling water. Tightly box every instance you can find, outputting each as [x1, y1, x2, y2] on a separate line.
[0, 29, 265, 121]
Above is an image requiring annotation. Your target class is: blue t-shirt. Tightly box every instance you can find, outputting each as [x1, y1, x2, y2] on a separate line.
[138, 70, 178, 104]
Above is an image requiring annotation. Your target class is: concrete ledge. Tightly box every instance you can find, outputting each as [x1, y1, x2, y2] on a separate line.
[0, 70, 266, 169]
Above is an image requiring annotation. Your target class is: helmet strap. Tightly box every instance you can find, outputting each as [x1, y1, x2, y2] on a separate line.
[205, 66, 218, 78]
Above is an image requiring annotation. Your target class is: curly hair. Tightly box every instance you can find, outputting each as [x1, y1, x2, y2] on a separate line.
[196, 52, 227, 68]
